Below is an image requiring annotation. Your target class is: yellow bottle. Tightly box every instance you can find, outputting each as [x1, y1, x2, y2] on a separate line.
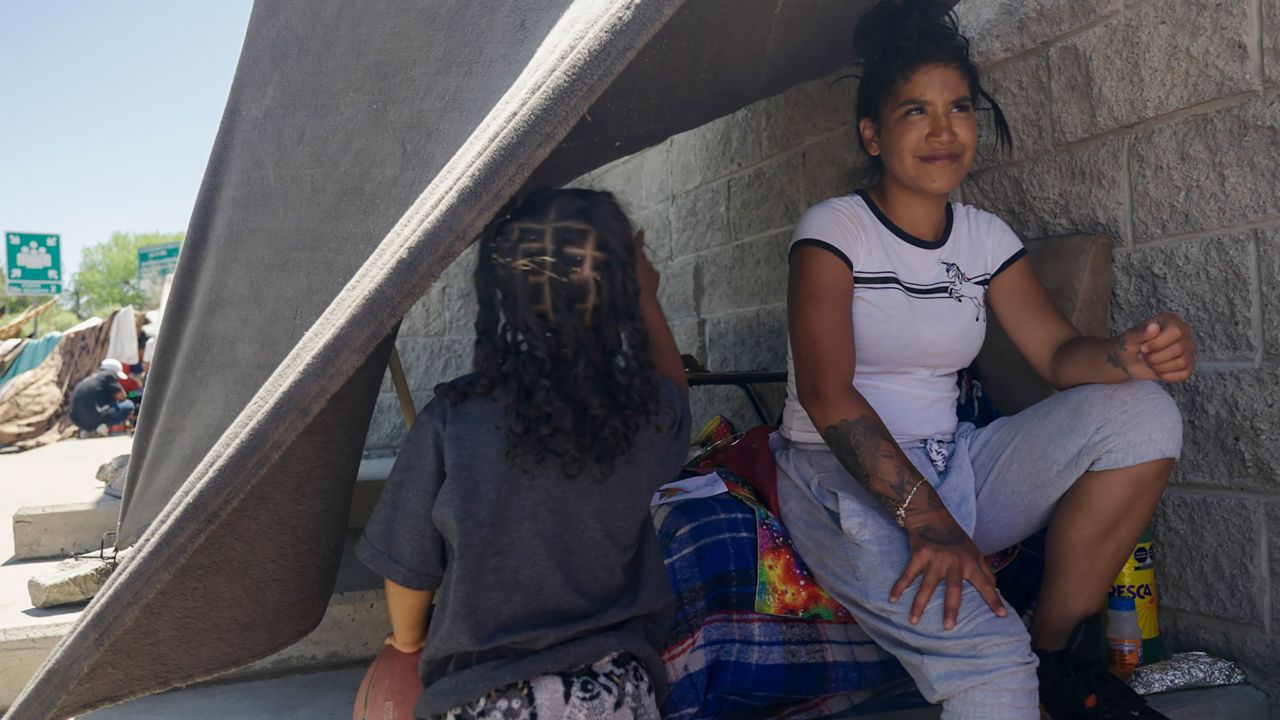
[1110, 528, 1165, 664]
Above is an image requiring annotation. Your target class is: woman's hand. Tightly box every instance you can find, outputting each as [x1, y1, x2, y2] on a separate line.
[1107, 312, 1196, 383]
[384, 631, 426, 654]
[891, 514, 1007, 631]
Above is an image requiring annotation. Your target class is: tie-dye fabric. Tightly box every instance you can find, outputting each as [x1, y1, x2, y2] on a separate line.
[718, 472, 854, 622]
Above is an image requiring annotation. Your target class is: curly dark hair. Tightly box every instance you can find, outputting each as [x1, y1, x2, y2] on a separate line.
[853, 0, 1013, 170]
[438, 188, 666, 479]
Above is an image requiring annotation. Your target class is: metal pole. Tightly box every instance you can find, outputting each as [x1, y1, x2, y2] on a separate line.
[388, 346, 416, 430]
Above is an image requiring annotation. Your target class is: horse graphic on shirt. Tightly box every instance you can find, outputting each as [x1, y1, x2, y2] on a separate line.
[940, 261, 985, 321]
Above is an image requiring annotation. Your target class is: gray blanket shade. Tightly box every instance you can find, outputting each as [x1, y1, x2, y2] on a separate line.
[6, 1, 889, 717]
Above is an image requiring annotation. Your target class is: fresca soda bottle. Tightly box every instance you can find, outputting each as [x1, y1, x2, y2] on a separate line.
[1107, 595, 1143, 681]
[1110, 527, 1166, 663]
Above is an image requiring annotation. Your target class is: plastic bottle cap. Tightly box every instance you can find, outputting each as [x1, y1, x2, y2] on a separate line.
[1108, 595, 1137, 612]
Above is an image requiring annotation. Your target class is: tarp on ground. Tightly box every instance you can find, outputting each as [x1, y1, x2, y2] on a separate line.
[6, 1, 889, 717]
[0, 317, 110, 450]
[0, 332, 62, 390]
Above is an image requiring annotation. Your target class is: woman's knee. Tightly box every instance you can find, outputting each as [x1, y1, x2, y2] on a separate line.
[1068, 381, 1183, 461]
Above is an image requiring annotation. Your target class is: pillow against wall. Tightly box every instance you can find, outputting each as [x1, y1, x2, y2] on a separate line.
[974, 234, 1113, 416]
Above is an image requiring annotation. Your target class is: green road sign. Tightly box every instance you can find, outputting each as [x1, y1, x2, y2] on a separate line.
[5, 232, 62, 296]
[138, 242, 181, 302]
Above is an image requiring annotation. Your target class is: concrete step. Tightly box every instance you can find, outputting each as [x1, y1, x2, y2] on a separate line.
[0, 536, 388, 713]
[71, 669, 1271, 720]
[10, 457, 395, 561]
[11, 496, 120, 561]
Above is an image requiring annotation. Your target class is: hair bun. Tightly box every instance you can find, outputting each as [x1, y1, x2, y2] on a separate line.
[853, 0, 967, 65]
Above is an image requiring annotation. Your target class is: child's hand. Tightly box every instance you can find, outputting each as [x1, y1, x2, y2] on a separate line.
[384, 631, 425, 654]
[635, 229, 660, 297]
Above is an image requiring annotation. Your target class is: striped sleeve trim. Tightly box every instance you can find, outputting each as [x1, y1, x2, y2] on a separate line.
[990, 247, 1027, 281]
[789, 238, 852, 272]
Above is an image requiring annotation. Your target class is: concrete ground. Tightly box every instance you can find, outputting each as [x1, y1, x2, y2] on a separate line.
[0, 435, 131, 626]
[78, 666, 368, 720]
[1, 435, 133, 713]
[71, 667, 1269, 720]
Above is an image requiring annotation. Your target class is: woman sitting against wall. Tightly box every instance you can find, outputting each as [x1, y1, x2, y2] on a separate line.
[776, 1, 1194, 718]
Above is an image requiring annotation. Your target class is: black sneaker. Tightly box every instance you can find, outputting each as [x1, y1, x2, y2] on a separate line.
[1036, 614, 1169, 719]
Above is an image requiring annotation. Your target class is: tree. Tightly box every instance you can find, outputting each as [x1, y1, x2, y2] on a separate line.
[73, 231, 184, 317]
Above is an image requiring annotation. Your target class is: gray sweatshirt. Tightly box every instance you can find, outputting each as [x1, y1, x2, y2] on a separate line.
[357, 374, 691, 717]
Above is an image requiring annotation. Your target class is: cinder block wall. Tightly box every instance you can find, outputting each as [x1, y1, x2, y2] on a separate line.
[955, 0, 1280, 703]
[368, 0, 1279, 700]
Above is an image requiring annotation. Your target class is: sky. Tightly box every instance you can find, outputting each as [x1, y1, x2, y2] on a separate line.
[0, 1, 254, 281]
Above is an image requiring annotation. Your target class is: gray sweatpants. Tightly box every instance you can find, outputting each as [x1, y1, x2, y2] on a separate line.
[774, 381, 1183, 720]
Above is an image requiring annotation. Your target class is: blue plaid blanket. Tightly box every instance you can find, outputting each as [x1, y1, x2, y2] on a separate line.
[655, 494, 913, 719]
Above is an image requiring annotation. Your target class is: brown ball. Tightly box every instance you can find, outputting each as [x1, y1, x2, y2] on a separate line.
[353, 644, 423, 720]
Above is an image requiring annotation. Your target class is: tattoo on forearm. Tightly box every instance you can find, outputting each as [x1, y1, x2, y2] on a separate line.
[821, 417, 907, 516]
[912, 524, 967, 546]
[820, 417, 960, 545]
[1105, 335, 1130, 376]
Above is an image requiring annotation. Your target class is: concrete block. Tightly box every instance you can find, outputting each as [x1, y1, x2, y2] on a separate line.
[1048, 0, 1254, 143]
[670, 109, 762, 193]
[401, 283, 445, 338]
[388, 336, 472, 395]
[850, 684, 1271, 719]
[364, 392, 410, 451]
[975, 50, 1052, 168]
[380, 335, 473, 396]
[1131, 94, 1280, 240]
[1269, 503, 1280, 628]
[671, 180, 729, 257]
[753, 73, 856, 158]
[634, 203, 673, 263]
[1151, 684, 1271, 720]
[442, 282, 477, 337]
[591, 142, 672, 214]
[728, 152, 806, 241]
[699, 231, 789, 316]
[1172, 366, 1280, 489]
[1161, 611, 1280, 711]
[1267, 0, 1280, 87]
[959, 0, 1120, 65]
[963, 136, 1129, 242]
[94, 455, 128, 484]
[12, 497, 120, 561]
[689, 384, 784, 436]
[1155, 493, 1265, 626]
[0, 623, 71, 714]
[95, 454, 129, 499]
[27, 556, 114, 608]
[1166, 368, 1280, 491]
[438, 242, 478, 287]
[802, 131, 867, 207]
[657, 255, 698, 320]
[223, 589, 386, 682]
[669, 317, 706, 365]
[1112, 234, 1258, 362]
[1261, 228, 1280, 358]
[705, 305, 788, 373]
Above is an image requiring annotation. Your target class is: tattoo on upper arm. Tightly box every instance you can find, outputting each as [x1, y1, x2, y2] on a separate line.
[1105, 335, 1130, 376]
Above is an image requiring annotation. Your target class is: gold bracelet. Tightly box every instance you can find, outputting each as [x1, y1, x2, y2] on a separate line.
[895, 478, 926, 528]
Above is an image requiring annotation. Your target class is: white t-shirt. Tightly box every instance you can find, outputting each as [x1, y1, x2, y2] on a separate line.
[781, 191, 1025, 444]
